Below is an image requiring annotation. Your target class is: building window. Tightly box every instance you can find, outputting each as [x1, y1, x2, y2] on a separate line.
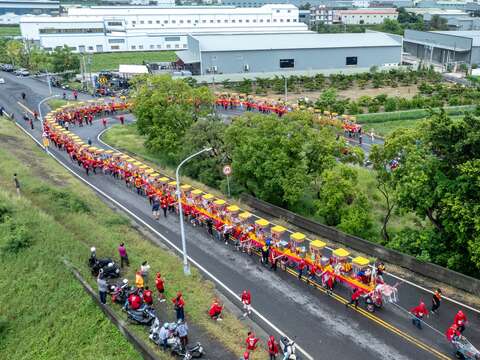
[224, 19, 228, 23]
[217, 19, 221, 23]
[239, 19, 242, 22]
[276, 9, 280, 12]
[288, 9, 291, 13]
[148, 20, 152, 24]
[232, 19, 235, 23]
[246, 19, 249, 22]
[260, 19, 263, 22]
[131, 45, 136, 49]
[280, 19, 283, 22]
[172, 20, 176, 23]
[107, 21, 122, 26]
[180, 20, 184, 23]
[88, 46, 94, 50]
[175, 44, 179, 48]
[165, 36, 180, 41]
[183, 44, 187, 48]
[108, 38, 125, 44]
[166, 44, 171, 48]
[287, 19, 290, 22]
[273, 19, 277, 22]
[132, 20, 136, 24]
[150, 44, 154, 49]
[187, 20, 191, 23]
[156, 20, 160, 24]
[267, 19, 270, 22]
[202, 19, 206, 23]
[210, 19, 214, 23]
[140, 20, 144, 24]
[139, 45, 143, 49]
[346, 56, 358, 65]
[279, 59, 294, 68]
[110, 45, 119, 50]
[253, 19, 256, 22]
[157, 45, 161, 49]
[164, 20, 168, 24]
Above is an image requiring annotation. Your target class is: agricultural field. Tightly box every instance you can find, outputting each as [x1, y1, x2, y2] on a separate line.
[0, 118, 260, 359]
[90, 51, 177, 72]
[0, 26, 20, 37]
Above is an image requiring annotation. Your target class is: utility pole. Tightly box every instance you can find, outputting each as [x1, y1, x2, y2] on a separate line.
[284, 76, 287, 102]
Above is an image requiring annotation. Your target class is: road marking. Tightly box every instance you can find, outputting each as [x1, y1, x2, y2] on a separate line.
[14, 121, 315, 360]
[17, 101, 34, 115]
[96, 125, 480, 315]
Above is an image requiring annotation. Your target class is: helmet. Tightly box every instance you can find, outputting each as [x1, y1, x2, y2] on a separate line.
[169, 323, 177, 331]
[90, 247, 96, 253]
[177, 319, 183, 324]
[107, 262, 113, 267]
[163, 323, 169, 329]
[122, 279, 128, 285]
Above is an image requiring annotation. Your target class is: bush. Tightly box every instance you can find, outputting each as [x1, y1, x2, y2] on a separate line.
[384, 98, 397, 112]
[1, 219, 32, 255]
[32, 186, 91, 213]
[0, 202, 11, 222]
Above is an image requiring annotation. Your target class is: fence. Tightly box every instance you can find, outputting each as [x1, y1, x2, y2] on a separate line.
[240, 194, 480, 296]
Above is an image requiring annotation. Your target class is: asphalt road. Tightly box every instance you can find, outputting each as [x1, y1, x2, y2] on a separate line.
[1, 71, 479, 360]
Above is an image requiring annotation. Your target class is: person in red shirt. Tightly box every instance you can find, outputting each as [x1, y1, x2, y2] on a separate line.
[209, 298, 223, 321]
[128, 292, 143, 310]
[161, 196, 168, 218]
[410, 301, 429, 329]
[241, 289, 252, 317]
[102, 118, 107, 128]
[267, 335, 279, 360]
[245, 331, 259, 351]
[143, 286, 153, 306]
[298, 259, 306, 280]
[119, 115, 125, 125]
[454, 310, 468, 333]
[172, 291, 185, 321]
[346, 288, 363, 309]
[155, 272, 166, 302]
[446, 323, 461, 342]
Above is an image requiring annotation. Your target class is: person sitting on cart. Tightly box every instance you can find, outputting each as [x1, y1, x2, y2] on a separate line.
[446, 323, 461, 343]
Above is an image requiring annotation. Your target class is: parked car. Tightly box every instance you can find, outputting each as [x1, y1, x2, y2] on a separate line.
[0, 78, 5, 84]
[1, 64, 14, 72]
[14, 68, 29, 77]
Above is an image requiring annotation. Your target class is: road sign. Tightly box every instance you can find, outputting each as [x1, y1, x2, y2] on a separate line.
[98, 76, 108, 85]
[223, 165, 232, 176]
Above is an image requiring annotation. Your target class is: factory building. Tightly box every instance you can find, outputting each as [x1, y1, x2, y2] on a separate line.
[176, 32, 402, 76]
[20, 4, 307, 53]
[403, 29, 480, 66]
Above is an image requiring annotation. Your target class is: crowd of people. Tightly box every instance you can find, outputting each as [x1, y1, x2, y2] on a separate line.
[42, 99, 476, 360]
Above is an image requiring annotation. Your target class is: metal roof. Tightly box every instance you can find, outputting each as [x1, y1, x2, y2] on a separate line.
[193, 32, 402, 52]
[435, 31, 480, 47]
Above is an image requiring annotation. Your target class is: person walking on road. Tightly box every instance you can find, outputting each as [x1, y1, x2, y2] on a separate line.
[155, 272, 166, 302]
[346, 288, 363, 309]
[241, 289, 252, 317]
[73, 90, 78, 101]
[97, 270, 108, 305]
[297, 258, 306, 280]
[431, 289, 442, 315]
[13, 173, 20, 196]
[454, 310, 468, 333]
[102, 118, 107, 128]
[267, 335, 279, 360]
[152, 195, 160, 220]
[118, 243, 129, 268]
[410, 301, 429, 329]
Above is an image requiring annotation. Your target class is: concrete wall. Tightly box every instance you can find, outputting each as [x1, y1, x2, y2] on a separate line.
[404, 29, 473, 51]
[201, 45, 401, 75]
[240, 194, 480, 296]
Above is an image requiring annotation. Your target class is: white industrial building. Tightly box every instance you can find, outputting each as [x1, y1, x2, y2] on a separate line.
[335, 8, 398, 25]
[20, 4, 308, 53]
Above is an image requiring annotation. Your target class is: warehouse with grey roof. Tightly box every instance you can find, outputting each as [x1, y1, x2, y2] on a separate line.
[176, 32, 403, 76]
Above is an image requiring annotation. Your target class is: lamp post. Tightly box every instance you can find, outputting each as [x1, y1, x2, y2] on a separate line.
[175, 147, 212, 275]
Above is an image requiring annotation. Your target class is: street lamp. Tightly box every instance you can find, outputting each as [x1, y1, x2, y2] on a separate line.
[175, 147, 213, 275]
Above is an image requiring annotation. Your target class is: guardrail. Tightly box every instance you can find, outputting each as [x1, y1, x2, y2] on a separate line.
[240, 194, 480, 296]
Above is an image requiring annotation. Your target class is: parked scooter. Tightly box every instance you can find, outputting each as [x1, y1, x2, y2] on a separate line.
[280, 337, 298, 360]
[150, 319, 204, 359]
[88, 247, 120, 278]
[127, 304, 156, 325]
[110, 279, 131, 304]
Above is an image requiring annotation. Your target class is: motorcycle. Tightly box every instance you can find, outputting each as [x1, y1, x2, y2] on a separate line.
[110, 279, 131, 304]
[150, 319, 204, 359]
[88, 248, 120, 278]
[280, 337, 298, 360]
[127, 305, 156, 325]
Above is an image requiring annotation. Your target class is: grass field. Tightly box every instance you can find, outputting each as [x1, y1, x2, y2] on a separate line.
[91, 51, 177, 72]
[0, 118, 262, 359]
[0, 26, 20, 37]
[48, 99, 75, 110]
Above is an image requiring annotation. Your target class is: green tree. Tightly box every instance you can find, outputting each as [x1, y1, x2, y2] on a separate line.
[429, 15, 449, 31]
[5, 40, 24, 66]
[315, 88, 338, 112]
[50, 45, 80, 75]
[131, 74, 214, 157]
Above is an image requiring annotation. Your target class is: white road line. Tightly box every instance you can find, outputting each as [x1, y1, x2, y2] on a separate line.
[15, 121, 315, 360]
[96, 125, 480, 315]
[17, 101, 34, 115]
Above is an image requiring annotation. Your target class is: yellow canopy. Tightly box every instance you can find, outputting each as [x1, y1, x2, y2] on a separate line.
[150, 172, 160, 177]
[226, 205, 239, 212]
[352, 256, 369, 266]
[191, 189, 203, 196]
[158, 177, 169, 183]
[88, 146, 98, 152]
[310, 240, 326, 250]
[271, 225, 287, 234]
[132, 161, 142, 166]
[291, 232, 306, 242]
[139, 165, 148, 170]
[181, 184, 192, 191]
[214, 199, 226, 206]
[73, 139, 84, 144]
[145, 169, 155, 174]
[168, 181, 177, 186]
[202, 193, 214, 200]
[104, 150, 114, 154]
[333, 248, 350, 258]
[255, 218, 269, 227]
[120, 155, 130, 160]
[113, 152, 123, 157]
[80, 144, 88, 148]
[239, 211, 252, 220]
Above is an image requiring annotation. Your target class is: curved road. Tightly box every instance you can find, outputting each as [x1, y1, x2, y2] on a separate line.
[1, 71, 479, 360]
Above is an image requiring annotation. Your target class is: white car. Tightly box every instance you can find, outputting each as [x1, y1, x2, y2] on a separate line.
[0, 78, 5, 84]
